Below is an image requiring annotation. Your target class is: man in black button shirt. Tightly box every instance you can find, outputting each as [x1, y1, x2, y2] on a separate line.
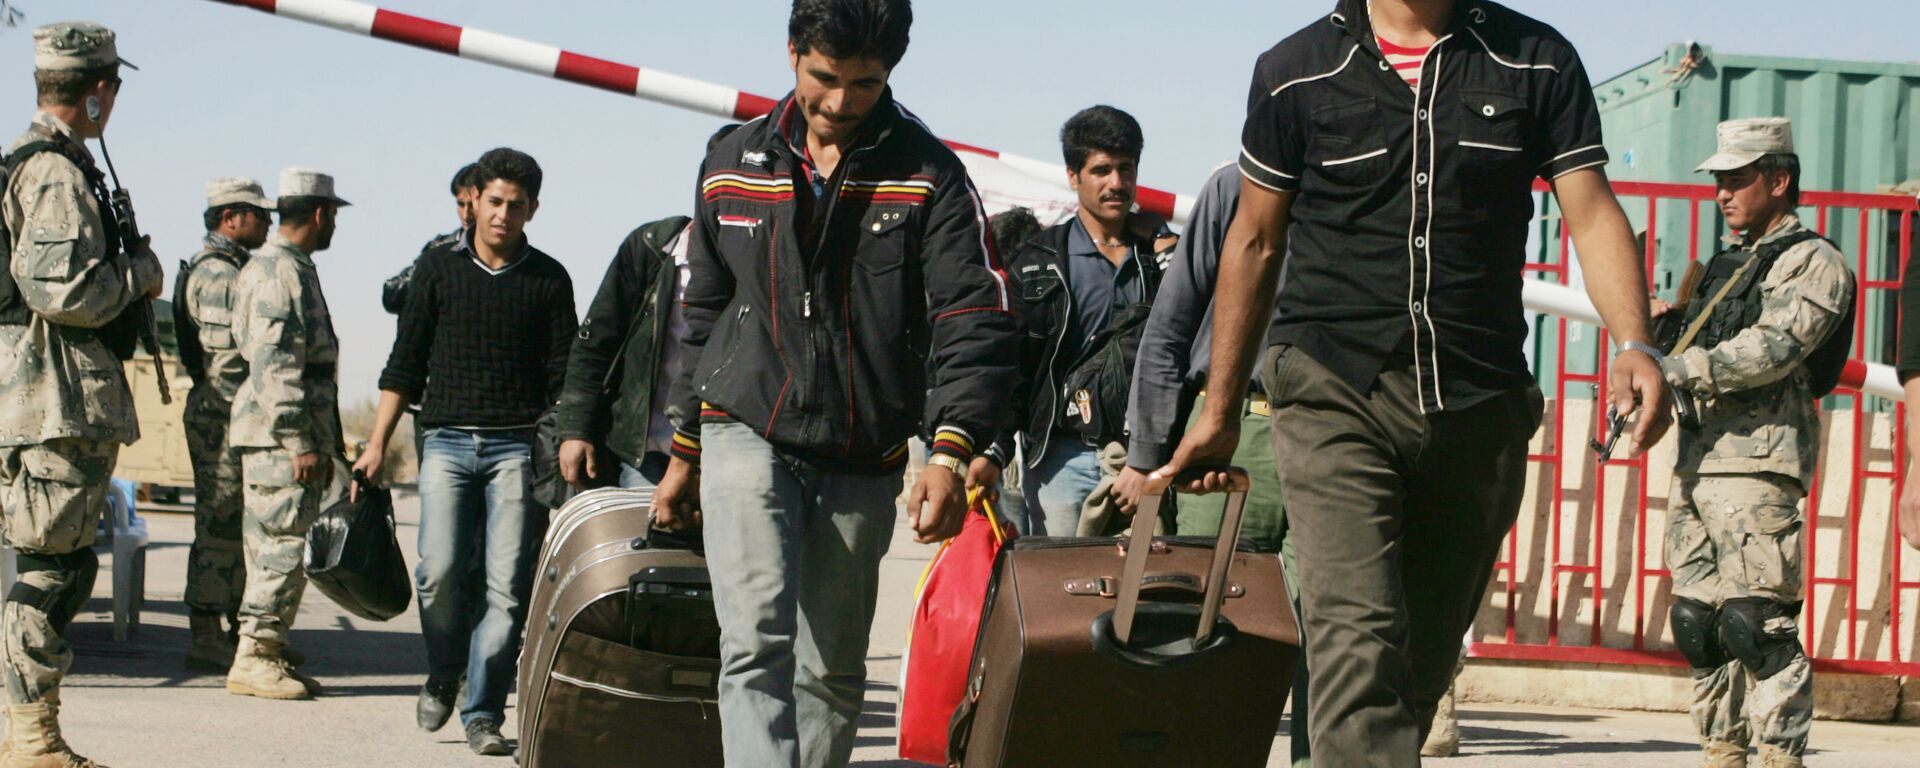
[1157, 2, 1671, 764]
[354, 147, 577, 756]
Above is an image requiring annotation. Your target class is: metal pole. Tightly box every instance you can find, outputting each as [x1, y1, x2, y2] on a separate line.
[205, 0, 1195, 222]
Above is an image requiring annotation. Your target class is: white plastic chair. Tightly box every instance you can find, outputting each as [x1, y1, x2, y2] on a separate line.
[105, 478, 147, 641]
[0, 479, 145, 640]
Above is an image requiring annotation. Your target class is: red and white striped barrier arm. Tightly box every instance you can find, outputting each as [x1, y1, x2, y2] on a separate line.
[207, 0, 1196, 223]
[1520, 280, 1899, 400]
[208, 0, 1897, 400]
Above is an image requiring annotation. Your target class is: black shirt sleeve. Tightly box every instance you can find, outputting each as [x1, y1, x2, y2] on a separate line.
[545, 263, 578, 407]
[378, 250, 438, 401]
[555, 233, 645, 441]
[1238, 53, 1305, 193]
[1534, 42, 1610, 181]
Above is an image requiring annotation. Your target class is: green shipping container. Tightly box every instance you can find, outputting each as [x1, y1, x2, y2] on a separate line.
[1533, 42, 1920, 400]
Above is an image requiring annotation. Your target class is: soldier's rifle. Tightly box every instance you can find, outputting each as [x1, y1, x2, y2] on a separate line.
[93, 135, 170, 405]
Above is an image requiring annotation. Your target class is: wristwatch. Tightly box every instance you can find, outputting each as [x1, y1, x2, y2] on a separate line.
[1619, 340, 1665, 362]
[927, 453, 966, 475]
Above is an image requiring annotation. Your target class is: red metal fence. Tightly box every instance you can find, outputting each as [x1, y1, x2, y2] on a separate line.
[1471, 180, 1920, 677]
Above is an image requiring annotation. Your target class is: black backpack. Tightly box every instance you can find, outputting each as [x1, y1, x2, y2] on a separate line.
[1058, 301, 1155, 446]
[0, 138, 139, 359]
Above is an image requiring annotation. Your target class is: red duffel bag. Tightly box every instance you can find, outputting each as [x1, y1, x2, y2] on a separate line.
[898, 493, 1014, 765]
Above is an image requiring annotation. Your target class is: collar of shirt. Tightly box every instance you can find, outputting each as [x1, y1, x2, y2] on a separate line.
[1340, 0, 1484, 51]
[1726, 213, 1806, 250]
[1067, 215, 1139, 269]
[267, 233, 313, 265]
[454, 227, 531, 274]
[31, 110, 76, 140]
[202, 231, 247, 259]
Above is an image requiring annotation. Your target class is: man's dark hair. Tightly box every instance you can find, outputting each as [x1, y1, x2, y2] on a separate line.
[1754, 153, 1801, 209]
[788, 0, 912, 70]
[708, 123, 743, 155]
[203, 203, 266, 232]
[1060, 105, 1144, 173]
[450, 162, 482, 197]
[33, 65, 117, 108]
[473, 147, 543, 201]
[278, 196, 332, 226]
[988, 207, 1042, 258]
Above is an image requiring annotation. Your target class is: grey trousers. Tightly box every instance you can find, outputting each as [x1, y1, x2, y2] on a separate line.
[700, 421, 900, 768]
[1262, 344, 1541, 768]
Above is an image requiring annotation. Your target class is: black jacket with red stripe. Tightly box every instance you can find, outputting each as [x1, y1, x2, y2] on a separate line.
[667, 90, 1018, 471]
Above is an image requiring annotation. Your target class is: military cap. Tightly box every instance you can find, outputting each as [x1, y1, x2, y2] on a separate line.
[1696, 117, 1795, 173]
[277, 168, 352, 207]
[206, 177, 276, 212]
[33, 22, 137, 72]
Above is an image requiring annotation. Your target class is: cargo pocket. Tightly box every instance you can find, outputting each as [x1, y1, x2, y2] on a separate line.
[10, 442, 108, 552]
[1739, 500, 1802, 600]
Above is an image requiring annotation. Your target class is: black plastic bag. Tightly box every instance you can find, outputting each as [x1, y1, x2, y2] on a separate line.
[305, 472, 413, 621]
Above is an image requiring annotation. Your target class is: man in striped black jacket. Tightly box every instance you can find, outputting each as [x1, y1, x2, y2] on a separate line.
[652, 2, 1018, 765]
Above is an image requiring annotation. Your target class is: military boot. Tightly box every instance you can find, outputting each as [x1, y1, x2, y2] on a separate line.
[185, 614, 236, 672]
[225, 638, 311, 700]
[1704, 740, 1749, 768]
[1421, 685, 1461, 757]
[1754, 745, 1801, 768]
[1, 701, 105, 767]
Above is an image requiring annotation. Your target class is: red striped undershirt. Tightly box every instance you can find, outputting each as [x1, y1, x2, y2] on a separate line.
[1377, 35, 1430, 89]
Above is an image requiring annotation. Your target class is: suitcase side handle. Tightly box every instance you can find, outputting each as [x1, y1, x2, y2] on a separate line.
[1111, 466, 1251, 646]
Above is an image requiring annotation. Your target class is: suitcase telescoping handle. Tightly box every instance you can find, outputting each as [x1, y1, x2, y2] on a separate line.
[1111, 467, 1251, 646]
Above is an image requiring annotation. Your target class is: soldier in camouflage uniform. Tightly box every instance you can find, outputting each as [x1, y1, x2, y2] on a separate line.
[1657, 118, 1856, 768]
[174, 177, 274, 672]
[0, 22, 157, 767]
[224, 168, 350, 701]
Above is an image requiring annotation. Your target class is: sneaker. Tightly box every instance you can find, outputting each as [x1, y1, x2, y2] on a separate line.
[465, 718, 510, 757]
[417, 682, 458, 732]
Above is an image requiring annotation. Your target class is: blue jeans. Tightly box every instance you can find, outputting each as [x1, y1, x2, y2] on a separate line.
[415, 427, 543, 727]
[1021, 441, 1102, 536]
[618, 451, 668, 489]
[700, 421, 898, 768]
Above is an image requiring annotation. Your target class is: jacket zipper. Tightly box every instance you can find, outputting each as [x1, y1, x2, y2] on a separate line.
[801, 143, 874, 447]
[1032, 258, 1072, 468]
[699, 304, 751, 393]
[640, 248, 674, 454]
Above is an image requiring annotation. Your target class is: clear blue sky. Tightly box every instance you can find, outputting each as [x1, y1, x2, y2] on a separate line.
[2, 0, 1915, 402]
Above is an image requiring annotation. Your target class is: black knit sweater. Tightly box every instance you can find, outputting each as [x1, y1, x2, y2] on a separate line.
[378, 235, 576, 428]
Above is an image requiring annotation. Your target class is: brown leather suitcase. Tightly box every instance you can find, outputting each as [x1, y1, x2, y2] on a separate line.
[948, 468, 1300, 767]
[516, 487, 723, 767]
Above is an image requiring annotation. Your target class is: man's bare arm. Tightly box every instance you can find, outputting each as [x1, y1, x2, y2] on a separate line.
[1554, 167, 1672, 454]
[1151, 178, 1295, 491]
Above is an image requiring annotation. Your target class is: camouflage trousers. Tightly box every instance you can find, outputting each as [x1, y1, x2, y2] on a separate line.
[236, 448, 347, 647]
[1666, 472, 1812, 757]
[0, 437, 117, 704]
[184, 392, 245, 618]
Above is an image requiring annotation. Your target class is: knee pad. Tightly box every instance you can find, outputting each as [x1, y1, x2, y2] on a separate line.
[1718, 597, 1803, 680]
[9, 549, 98, 633]
[1670, 597, 1724, 670]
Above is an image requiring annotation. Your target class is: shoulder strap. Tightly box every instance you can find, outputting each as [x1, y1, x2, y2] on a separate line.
[1672, 229, 1832, 356]
[1671, 255, 1763, 355]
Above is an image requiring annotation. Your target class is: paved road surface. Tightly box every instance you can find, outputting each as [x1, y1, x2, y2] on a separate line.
[48, 492, 1916, 766]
